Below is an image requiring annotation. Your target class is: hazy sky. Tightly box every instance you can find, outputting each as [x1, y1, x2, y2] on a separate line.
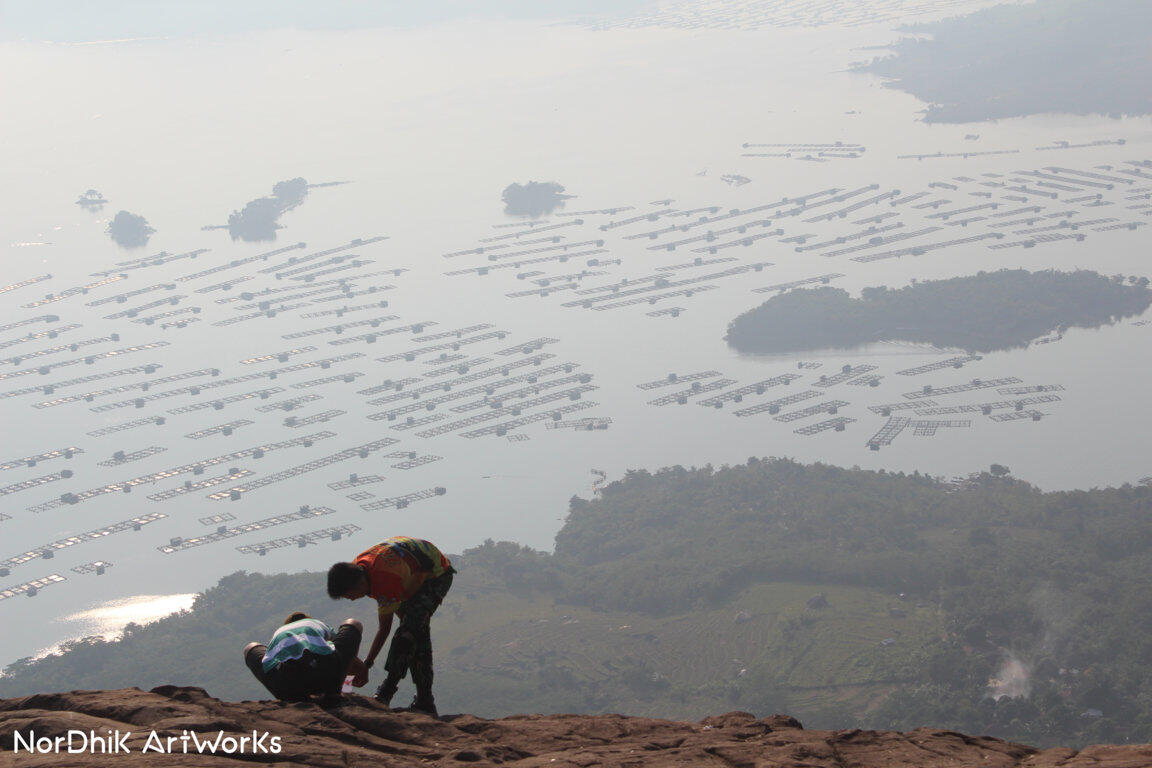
[0, 0, 647, 41]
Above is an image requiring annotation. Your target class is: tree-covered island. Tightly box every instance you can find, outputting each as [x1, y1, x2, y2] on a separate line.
[106, 210, 155, 248]
[224, 177, 311, 241]
[502, 181, 572, 218]
[726, 270, 1151, 355]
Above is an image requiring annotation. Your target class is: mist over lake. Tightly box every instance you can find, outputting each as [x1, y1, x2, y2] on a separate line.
[1, 0, 1150, 678]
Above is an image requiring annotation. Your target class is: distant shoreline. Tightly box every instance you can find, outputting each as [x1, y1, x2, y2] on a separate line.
[859, 0, 1152, 123]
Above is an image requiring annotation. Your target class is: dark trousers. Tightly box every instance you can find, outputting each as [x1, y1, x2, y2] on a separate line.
[382, 569, 454, 698]
[245, 622, 362, 701]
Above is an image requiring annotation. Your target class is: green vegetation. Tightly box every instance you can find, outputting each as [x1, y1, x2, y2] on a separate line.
[725, 270, 1151, 355]
[227, 177, 309, 241]
[106, 210, 155, 248]
[6, 459, 1152, 748]
[502, 181, 571, 218]
[859, 0, 1152, 122]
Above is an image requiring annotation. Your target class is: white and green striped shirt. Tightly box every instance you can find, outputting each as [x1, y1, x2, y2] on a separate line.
[261, 619, 336, 673]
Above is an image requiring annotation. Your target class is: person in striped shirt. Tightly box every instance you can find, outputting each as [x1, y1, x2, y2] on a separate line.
[327, 536, 455, 716]
[243, 612, 368, 702]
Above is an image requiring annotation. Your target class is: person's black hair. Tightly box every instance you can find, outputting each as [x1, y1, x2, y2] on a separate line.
[327, 562, 363, 598]
[284, 611, 309, 625]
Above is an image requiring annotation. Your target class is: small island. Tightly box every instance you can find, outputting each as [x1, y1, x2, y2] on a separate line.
[726, 269, 1152, 355]
[106, 210, 155, 248]
[858, 0, 1152, 122]
[502, 181, 572, 218]
[213, 177, 313, 242]
[75, 189, 107, 208]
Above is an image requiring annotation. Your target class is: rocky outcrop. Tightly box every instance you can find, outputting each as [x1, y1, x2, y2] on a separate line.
[2, 686, 1151, 767]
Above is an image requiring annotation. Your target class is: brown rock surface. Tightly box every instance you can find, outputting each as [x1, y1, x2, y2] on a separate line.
[2, 686, 1151, 767]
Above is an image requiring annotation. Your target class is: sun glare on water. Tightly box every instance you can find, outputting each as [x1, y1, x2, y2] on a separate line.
[27, 594, 199, 661]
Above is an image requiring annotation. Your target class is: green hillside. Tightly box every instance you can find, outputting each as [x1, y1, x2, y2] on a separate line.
[440, 579, 939, 720]
[5, 458, 1152, 748]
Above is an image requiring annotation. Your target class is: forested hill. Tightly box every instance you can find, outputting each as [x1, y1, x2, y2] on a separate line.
[725, 270, 1151, 354]
[5, 459, 1152, 748]
[859, 0, 1152, 122]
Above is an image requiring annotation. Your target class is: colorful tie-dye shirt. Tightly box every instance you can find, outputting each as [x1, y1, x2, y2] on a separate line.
[354, 537, 452, 616]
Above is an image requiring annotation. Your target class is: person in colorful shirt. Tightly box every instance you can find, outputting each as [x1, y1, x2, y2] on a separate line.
[243, 612, 368, 702]
[327, 536, 454, 715]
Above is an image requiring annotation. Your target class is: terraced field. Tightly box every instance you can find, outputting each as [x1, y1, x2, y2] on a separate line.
[431, 579, 942, 721]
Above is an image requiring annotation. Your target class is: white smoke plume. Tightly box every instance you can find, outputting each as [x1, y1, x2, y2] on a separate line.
[989, 651, 1032, 700]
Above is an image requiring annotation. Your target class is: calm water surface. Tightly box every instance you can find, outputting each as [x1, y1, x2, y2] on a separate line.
[1, 12, 1150, 669]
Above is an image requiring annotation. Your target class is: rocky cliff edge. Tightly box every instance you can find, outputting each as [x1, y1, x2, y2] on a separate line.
[2, 686, 1151, 767]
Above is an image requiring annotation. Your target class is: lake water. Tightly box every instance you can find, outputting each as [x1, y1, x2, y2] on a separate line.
[1, 3, 1151, 671]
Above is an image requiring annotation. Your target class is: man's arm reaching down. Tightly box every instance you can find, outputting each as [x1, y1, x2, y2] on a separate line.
[365, 609, 394, 670]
